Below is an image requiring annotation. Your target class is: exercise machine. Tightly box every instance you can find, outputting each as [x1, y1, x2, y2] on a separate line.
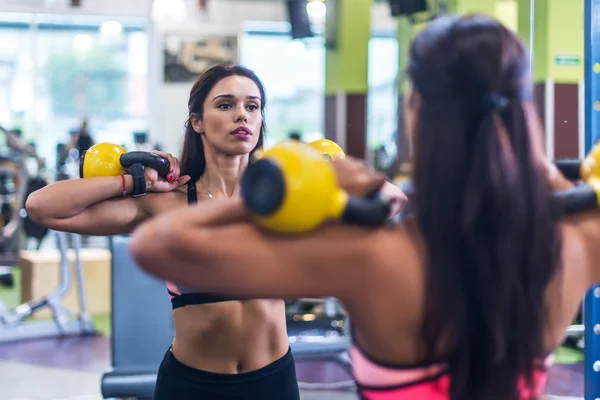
[101, 234, 174, 399]
[0, 160, 26, 288]
[582, 0, 600, 399]
[0, 230, 97, 343]
[0, 126, 51, 286]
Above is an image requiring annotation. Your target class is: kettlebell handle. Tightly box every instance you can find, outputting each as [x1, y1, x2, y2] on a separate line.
[120, 151, 170, 181]
[553, 158, 600, 214]
[342, 194, 390, 226]
[554, 185, 597, 215]
[554, 159, 582, 181]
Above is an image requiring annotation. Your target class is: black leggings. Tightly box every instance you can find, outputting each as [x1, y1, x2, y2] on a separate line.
[153, 347, 301, 400]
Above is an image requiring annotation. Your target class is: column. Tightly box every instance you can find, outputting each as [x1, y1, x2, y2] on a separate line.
[518, 0, 585, 160]
[394, 17, 413, 165]
[324, 0, 373, 159]
[583, 0, 600, 397]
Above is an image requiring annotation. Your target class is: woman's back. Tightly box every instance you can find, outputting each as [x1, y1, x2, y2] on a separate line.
[347, 217, 594, 358]
[345, 215, 598, 399]
[337, 13, 600, 399]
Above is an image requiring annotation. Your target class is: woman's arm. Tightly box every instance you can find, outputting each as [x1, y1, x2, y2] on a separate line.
[129, 197, 401, 300]
[26, 151, 189, 236]
[26, 176, 150, 236]
[561, 210, 600, 287]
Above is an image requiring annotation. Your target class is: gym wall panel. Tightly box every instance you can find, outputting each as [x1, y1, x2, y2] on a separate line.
[494, 0, 518, 32]
[547, 0, 584, 84]
[324, 0, 373, 159]
[553, 83, 580, 159]
[346, 94, 368, 159]
[521, 0, 584, 160]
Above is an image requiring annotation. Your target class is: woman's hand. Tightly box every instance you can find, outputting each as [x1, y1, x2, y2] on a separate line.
[542, 160, 575, 191]
[380, 181, 409, 218]
[145, 151, 191, 193]
[332, 157, 408, 218]
[332, 157, 386, 197]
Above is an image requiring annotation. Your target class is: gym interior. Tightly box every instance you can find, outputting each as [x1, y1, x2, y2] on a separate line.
[0, 0, 596, 399]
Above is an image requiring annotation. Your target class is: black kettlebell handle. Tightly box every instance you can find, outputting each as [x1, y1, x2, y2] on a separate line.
[552, 158, 600, 214]
[554, 159, 582, 181]
[554, 184, 598, 215]
[342, 193, 391, 226]
[120, 151, 170, 181]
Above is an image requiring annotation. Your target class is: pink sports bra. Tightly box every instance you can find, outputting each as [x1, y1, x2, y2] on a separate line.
[350, 343, 553, 400]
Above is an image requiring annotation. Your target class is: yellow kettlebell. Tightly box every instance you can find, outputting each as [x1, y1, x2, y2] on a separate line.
[79, 142, 170, 180]
[581, 142, 600, 192]
[307, 139, 345, 161]
[241, 141, 389, 234]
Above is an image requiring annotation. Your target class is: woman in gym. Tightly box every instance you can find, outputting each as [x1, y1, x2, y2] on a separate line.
[26, 64, 299, 400]
[129, 14, 600, 400]
[27, 63, 407, 399]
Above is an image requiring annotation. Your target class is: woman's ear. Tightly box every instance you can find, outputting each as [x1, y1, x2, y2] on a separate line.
[190, 113, 203, 133]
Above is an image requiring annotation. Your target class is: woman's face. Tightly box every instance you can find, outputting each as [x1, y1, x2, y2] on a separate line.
[191, 75, 263, 155]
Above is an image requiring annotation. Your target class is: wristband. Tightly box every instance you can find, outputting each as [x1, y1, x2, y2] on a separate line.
[125, 163, 146, 197]
[121, 175, 127, 197]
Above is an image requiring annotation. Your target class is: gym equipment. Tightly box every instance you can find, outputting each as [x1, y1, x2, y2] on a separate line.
[101, 234, 174, 399]
[0, 126, 49, 288]
[0, 162, 26, 254]
[0, 231, 97, 343]
[79, 142, 170, 181]
[553, 4, 600, 397]
[307, 138, 346, 160]
[241, 140, 390, 234]
[583, 1, 600, 398]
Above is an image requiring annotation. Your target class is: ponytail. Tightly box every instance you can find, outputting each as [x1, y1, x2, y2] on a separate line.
[179, 122, 206, 183]
[414, 97, 561, 400]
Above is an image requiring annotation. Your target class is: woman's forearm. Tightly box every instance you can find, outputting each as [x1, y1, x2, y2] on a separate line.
[26, 175, 134, 221]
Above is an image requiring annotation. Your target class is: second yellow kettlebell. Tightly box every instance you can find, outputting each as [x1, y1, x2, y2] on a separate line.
[307, 139, 345, 161]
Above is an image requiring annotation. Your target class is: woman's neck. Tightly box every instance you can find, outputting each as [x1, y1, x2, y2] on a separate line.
[200, 151, 249, 198]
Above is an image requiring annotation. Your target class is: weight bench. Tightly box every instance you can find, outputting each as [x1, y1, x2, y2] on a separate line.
[101, 235, 173, 399]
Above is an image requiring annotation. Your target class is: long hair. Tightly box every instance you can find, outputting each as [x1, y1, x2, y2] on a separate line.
[180, 64, 267, 183]
[408, 14, 561, 400]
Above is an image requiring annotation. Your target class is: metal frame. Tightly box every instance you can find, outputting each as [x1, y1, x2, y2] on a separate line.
[584, 0, 600, 398]
[0, 231, 96, 343]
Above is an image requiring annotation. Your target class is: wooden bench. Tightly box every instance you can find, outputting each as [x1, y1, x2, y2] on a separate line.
[19, 248, 111, 318]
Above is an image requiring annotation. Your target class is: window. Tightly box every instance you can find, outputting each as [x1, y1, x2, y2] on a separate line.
[239, 32, 325, 145]
[0, 13, 148, 174]
[367, 36, 399, 152]
[240, 27, 400, 159]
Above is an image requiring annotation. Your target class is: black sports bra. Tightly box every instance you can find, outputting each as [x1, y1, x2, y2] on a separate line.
[166, 182, 242, 309]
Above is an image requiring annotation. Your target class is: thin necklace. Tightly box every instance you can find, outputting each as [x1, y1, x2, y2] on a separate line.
[199, 178, 214, 200]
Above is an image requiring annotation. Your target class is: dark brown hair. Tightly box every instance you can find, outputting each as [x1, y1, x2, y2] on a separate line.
[408, 14, 560, 400]
[180, 64, 266, 183]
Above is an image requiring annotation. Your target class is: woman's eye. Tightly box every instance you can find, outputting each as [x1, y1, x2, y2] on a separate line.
[218, 103, 232, 110]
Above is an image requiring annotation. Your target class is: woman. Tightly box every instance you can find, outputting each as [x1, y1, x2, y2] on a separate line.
[26, 64, 301, 400]
[129, 15, 600, 400]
